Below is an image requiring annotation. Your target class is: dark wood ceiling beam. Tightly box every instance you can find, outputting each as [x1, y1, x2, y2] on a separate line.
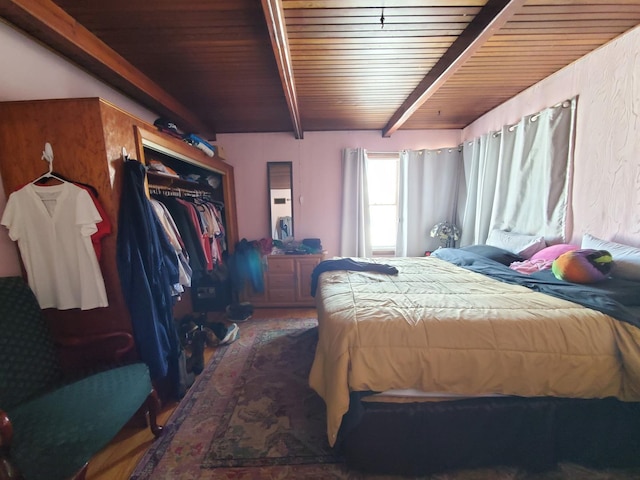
[0, 0, 214, 137]
[262, 0, 303, 139]
[382, 0, 526, 137]
[284, 1, 486, 8]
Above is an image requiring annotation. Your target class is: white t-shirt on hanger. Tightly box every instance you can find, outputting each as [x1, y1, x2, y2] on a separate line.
[1, 182, 109, 310]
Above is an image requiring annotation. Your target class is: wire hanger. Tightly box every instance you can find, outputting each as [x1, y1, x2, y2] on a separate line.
[32, 142, 67, 185]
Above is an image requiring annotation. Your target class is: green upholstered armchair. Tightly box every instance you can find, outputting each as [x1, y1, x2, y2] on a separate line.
[0, 276, 163, 480]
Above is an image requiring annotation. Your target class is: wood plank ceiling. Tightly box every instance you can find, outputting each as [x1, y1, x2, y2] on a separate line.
[1, 0, 639, 139]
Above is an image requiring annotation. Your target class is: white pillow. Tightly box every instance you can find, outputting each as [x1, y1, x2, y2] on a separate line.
[485, 229, 546, 259]
[581, 233, 640, 281]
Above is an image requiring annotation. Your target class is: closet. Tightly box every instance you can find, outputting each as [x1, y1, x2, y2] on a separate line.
[0, 98, 238, 370]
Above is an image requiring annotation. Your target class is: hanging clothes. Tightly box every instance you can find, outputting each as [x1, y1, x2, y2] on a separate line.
[228, 238, 266, 294]
[159, 196, 208, 273]
[153, 196, 228, 269]
[1, 182, 108, 310]
[116, 159, 184, 398]
[13, 179, 111, 261]
[81, 186, 111, 262]
[177, 198, 213, 270]
[150, 198, 192, 288]
[200, 200, 226, 265]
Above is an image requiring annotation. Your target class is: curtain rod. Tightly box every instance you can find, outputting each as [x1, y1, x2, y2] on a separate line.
[366, 150, 401, 156]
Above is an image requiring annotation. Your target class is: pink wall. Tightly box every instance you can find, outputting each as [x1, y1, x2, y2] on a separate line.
[463, 24, 640, 248]
[218, 130, 460, 256]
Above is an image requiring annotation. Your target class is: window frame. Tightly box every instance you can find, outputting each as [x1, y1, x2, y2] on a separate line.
[366, 151, 400, 257]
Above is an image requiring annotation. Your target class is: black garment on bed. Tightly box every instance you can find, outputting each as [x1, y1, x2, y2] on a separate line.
[310, 258, 399, 297]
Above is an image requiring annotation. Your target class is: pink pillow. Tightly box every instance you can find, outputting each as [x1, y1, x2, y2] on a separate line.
[530, 243, 578, 262]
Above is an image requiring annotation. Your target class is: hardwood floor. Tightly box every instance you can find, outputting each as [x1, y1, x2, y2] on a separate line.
[86, 308, 316, 480]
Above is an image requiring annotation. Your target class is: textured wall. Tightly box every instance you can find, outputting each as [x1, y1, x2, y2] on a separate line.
[463, 25, 640, 248]
[571, 27, 640, 247]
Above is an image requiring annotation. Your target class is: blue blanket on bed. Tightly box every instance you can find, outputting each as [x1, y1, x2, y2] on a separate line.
[432, 248, 640, 329]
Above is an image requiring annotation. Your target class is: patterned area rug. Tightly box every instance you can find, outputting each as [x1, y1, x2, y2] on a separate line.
[201, 326, 339, 468]
[131, 317, 640, 480]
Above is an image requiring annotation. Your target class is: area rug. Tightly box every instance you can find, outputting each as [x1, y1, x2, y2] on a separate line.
[130, 317, 350, 479]
[131, 317, 640, 480]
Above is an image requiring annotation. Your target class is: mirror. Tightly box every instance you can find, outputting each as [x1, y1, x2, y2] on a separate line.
[268, 162, 294, 240]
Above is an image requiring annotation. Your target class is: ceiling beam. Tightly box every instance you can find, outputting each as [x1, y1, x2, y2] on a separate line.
[262, 0, 303, 139]
[382, 0, 526, 137]
[0, 0, 214, 138]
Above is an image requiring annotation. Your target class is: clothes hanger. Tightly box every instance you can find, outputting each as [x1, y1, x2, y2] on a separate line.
[31, 143, 101, 197]
[31, 142, 67, 185]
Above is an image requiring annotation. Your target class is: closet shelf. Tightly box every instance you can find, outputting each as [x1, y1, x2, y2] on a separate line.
[147, 171, 216, 192]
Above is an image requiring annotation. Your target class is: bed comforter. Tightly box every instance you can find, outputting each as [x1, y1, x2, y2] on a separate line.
[308, 253, 640, 447]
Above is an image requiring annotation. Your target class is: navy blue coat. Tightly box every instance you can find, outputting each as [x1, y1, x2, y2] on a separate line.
[116, 160, 181, 394]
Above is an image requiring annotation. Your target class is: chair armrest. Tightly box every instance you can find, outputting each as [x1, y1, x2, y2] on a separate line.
[0, 410, 12, 447]
[0, 409, 20, 479]
[56, 332, 135, 363]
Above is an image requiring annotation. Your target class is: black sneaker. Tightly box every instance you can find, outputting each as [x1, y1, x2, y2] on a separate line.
[226, 302, 253, 322]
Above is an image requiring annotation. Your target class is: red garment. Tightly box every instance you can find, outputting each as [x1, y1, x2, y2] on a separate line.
[80, 187, 111, 261]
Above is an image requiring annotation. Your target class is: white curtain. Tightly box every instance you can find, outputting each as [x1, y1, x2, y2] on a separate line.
[396, 148, 463, 256]
[459, 133, 502, 246]
[460, 97, 577, 246]
[339, 148, 372, 257]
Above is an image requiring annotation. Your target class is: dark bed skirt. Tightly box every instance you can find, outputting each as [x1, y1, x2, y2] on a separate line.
[338, 395, 640, 476]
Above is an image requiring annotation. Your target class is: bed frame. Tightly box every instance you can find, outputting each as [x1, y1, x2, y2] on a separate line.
[338, 394, 640, 476]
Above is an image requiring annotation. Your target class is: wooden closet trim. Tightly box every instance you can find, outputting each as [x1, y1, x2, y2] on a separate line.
[133, 126, 239, 255]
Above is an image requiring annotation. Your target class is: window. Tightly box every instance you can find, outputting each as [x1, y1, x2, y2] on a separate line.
[366, 153, 400, 255]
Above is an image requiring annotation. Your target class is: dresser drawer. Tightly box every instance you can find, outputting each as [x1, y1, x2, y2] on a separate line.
[268, 274, 294, 289]
[240, 253, 325, 307]
[267, 257, 295, 274]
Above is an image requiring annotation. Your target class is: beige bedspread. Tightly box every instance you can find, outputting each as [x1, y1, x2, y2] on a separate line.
[308, 257, 640, 447]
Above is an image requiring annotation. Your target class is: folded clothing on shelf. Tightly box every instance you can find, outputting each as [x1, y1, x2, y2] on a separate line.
[153, 118, 185, 139]
[183, 134, 215, 157]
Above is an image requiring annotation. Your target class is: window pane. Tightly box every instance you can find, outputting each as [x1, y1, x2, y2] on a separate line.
[367, 155, 399, 252]
[368, 160, 397, 205]
[370, 205, 397, 248]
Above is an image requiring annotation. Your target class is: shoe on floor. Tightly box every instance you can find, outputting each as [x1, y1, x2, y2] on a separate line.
[225, 302, 253, 322]
[187, 329, 206, 374]
[219, 323, 239, 345]
[202, 326, 220, 347]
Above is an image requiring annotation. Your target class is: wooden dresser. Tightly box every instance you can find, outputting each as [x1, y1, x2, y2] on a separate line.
[243, 253, 325, 307]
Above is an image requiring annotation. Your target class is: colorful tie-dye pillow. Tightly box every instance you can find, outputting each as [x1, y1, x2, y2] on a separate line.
[552, 249, 614, 283]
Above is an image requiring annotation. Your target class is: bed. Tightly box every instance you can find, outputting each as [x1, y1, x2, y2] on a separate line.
[308, 248, 640, 475]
